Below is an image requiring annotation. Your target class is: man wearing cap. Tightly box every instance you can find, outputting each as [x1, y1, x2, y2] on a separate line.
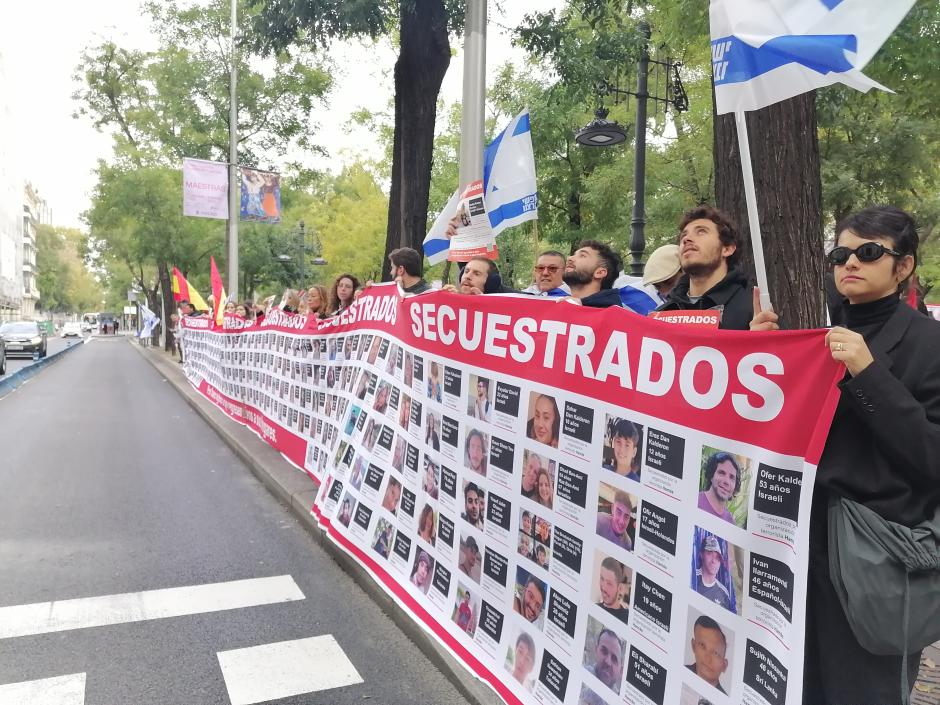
[694, 535, 733, 611]
[459, 535, 482, 582]
[642, 244, 682, 303]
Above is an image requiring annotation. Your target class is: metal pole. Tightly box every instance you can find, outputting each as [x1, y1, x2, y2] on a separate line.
[226, 0, 239, 299]
[629, 21, 651, 278]
[457, 0, 487, 189]
[299, 220, 305, 290]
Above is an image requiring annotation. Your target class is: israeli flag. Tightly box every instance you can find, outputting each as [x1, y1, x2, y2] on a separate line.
[711, 0, 917, 114]
[424, 109, 538, 264]
[138, 303, 161, 339]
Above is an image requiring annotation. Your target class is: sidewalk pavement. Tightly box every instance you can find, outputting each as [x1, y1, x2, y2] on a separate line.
[134, 341, 502, 705]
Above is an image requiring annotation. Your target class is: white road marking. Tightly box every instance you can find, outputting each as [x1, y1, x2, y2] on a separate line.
[0, 673, 86, 705]
[217, 635, 363, 705]
[0, 576, 305, 640]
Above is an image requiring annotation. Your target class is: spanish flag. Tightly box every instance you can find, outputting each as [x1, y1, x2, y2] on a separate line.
[210, 256, 227, 326]
[171, 267, 210, 312]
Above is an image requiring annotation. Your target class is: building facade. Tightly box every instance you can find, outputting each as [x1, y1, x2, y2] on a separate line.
[21, 183, 48, 319]
[0, 51, 23, 322]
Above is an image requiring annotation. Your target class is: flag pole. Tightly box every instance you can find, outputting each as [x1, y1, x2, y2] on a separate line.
[226, 0, 239, 299]
[458, 0, 486, 191]
[734, 110, 773, 312]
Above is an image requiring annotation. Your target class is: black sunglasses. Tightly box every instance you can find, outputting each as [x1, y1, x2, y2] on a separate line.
[826, 242, 903, 266]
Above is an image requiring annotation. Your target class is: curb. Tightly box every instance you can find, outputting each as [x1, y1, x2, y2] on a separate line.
[0, 337, 87, 399]
[132, 341, 503, 705]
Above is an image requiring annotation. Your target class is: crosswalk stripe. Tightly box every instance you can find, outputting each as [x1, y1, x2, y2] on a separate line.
[0, 576, 305, 640]
[217, 635, 363, 705]
[0, 673, 86, 705]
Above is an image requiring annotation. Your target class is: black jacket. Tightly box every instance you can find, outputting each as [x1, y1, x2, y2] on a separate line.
[814, 301, 940, 530]
[580, 288, 623, 309]
[654, 268, 752, 330]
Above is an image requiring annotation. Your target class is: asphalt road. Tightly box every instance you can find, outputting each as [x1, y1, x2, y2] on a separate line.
[0, 337, 472, 705]
[0, 334, 83, 379]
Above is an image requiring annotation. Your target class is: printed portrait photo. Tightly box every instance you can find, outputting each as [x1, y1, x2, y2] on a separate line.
[582, 615, 625, 695]
[427, 360, 442, 402]
[591, 551, 632, 625]
[698, 447, 751, 529]
[425, 410, 442, 451]
[410, 549, 435, 594]
[458, 532, 482, 583]
[422, 456, 440, 500]
[526, 392, 560, 448]
[382, 476, 403, 515]
[398, 393, 413, 430]
[690, 526, 746, 616]
[504, 627, 540, 693]
[404, 351, 414, 387]
[578, 685, 608, 705]
[684, 607, 735, 697]
[373, 380, 392, 414]
[451, 582, 480, 636]
[367, 336, 381, 365]
[520, 449, 555, 509]
[595, 482, 637, 552]
[417, 502, 437, 546]
[461, 480, 485, 530]
[391, 435, 407, 473]
[349, 455, 368, 491]
[371, 518, 395, 559]
[602, 415, 644, 482]
[513, 567, 548, 629]
[517, 510, 550, 569]
[464, 428, 489, 477]
[467, 374, 494, 423]
[337, 492, 355, 528]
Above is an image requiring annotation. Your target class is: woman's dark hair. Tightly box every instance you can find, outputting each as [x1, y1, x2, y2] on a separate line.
[329, 273, 360, 312]
[679, 205, 742, 268]
[703, 451, 742, 497]
[835, 206, 920, 270]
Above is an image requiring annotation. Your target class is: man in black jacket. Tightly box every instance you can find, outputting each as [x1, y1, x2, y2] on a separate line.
[654, 206, 753, 330]
[562, 239, 624, 308]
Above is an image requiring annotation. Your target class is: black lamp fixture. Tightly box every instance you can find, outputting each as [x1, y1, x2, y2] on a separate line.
[575, 107, 627, 147]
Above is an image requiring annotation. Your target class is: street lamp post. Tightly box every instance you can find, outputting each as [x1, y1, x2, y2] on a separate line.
[575, 21, 688, 277]
[298, 220, 305, 290]
[278, 220, 327, 290]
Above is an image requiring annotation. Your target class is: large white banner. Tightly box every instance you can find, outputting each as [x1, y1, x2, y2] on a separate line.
[182, 158, 229, 220]
[180, 285, 843, 705]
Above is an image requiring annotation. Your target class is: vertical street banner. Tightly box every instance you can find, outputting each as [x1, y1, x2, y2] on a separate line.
[179, 286, 842, 705]
[182, 158, 229, 220]
[239, 166, 281, 223]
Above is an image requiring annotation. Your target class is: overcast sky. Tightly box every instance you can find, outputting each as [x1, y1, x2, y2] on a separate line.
[2, 1, 562, 230]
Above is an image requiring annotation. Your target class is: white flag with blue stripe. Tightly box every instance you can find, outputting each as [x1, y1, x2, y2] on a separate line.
[424, 109, 538, 264]
[710, 0, 917, 114]
[138, 303, 160, 339]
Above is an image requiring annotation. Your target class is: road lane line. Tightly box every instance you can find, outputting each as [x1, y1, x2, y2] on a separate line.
[0, 576, 305, 639]
[217, 635, 363, 705]
[0, 673, 85, 705]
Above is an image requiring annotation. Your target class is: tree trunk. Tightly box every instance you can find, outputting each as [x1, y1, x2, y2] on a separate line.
[382, 0, 451, 280]
[714, 92, 825, 329]
[158, 261, 175, 351]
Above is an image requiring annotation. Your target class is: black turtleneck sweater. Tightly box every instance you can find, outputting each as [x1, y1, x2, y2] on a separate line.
[841, 293, 899, 340]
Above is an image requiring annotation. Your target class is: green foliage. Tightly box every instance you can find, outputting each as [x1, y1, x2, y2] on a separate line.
[35, 225, 104, 313]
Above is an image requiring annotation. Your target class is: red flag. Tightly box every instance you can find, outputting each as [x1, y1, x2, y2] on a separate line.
[210, 256, 227, 325]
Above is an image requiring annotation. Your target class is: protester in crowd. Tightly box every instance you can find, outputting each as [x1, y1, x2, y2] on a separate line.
[443, 256, 519, 295]
[389, 247, 431, 294]
[686, 615, 729, 694]
[560, 240, 625, 309]
[697, 452, 740, 525]
[694, 534, 733, 611]
[597, 557, 630, 621]
[329, 273, 359, 315]
[281, 288, 301, 314]
[523, 251, 570, 297]
[180, 300, 200, 317]
[751, 205, 940, 704]
[306, 285, 330, 319]
[224, 300, 237, 314]
[642, 244, 682, 302]
[585, 628, 624, 692]
[169, 313, 182, 362]
[603, 420, 641, 481]
[235, 303, 248, 318]
[655, 206, 753, 329]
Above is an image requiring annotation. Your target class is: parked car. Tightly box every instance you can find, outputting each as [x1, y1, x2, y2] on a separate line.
[0, 321, 48, 358]
[61, 321, 84, 338]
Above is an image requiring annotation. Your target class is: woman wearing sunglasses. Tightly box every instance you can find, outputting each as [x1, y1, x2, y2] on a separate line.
[752, 205, 940, 703]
